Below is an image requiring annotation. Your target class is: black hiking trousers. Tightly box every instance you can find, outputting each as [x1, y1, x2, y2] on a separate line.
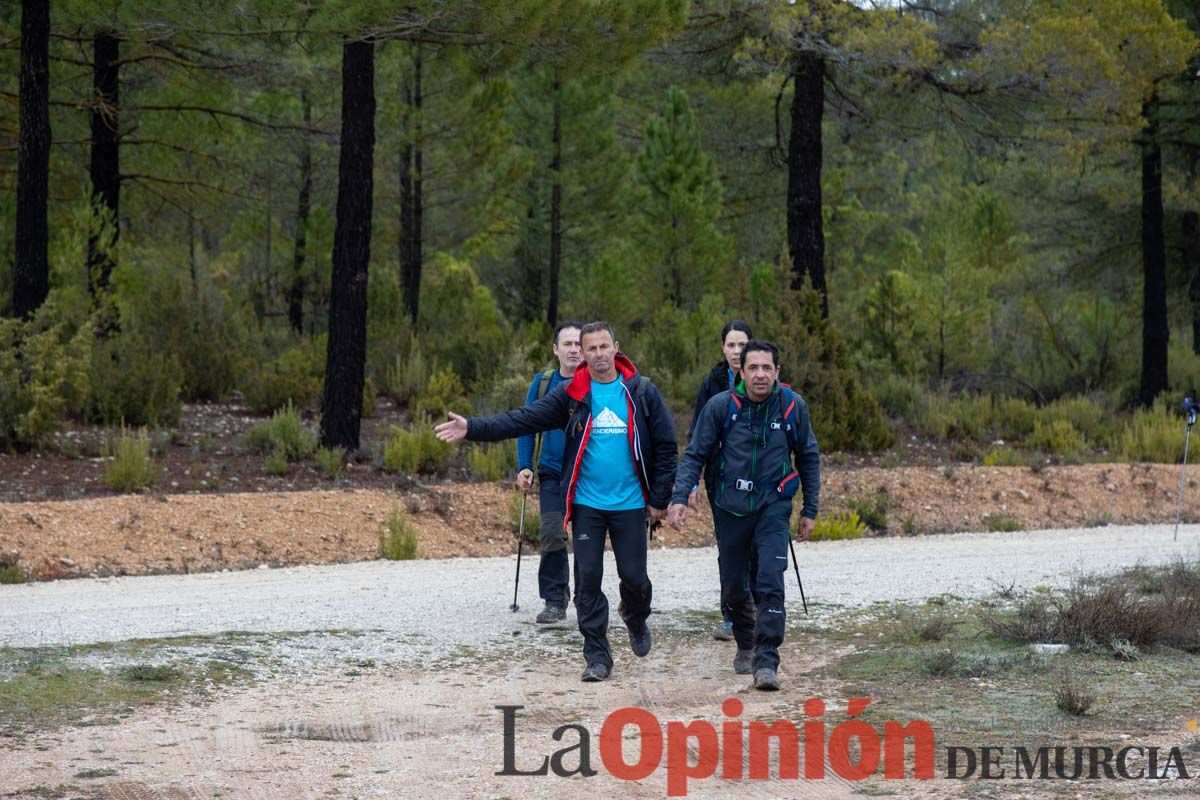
[713, 500, 790, 672]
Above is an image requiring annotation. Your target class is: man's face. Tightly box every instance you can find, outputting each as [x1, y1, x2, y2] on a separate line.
[742, 350, 779, 402]
[553, 327, 582, 373]
[581, 330, 618, 378]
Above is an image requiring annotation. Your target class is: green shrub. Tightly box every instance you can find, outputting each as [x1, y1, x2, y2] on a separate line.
[104, 428, 158, 491]
[0, 552, 23, 585]
[382, 418, 453, 475]
[1054, 670, 1095, 716]
[922, 648, 959, 677]
[413, 365, 470, 419]
[244, 402, 317, 461]
[991, 396, 1038, 440]
[874, 373, 927, 420]
[1025, 419, 1085, 457]
[0, 312, 91, 450]
[982, 446, 1030, 467]
[848, 491, 890, 531]
[1040, 395, 1108, 444]
[87, 331, 183, 428]
[469, 441, 515, 482]
[382, 340, 429, 408]
[985, 515, 1023, 532]
[379, 503, 419, 560]
[242, 336, 324, 414]
[1117, 399, 1186, 463]
[808, 510, 868, 541]
[314, 446, 345, 479]
[361, 376, 377, 419]
[263, 450, 289, 476]
[509, 489, 541, 543]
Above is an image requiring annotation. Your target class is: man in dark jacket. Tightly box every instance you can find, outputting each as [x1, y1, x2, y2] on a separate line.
[435, 321, 678, 683]
[668, 339, 819, 691]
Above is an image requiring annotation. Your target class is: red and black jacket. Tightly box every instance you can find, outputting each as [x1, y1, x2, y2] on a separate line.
[466, 353, 678, 524]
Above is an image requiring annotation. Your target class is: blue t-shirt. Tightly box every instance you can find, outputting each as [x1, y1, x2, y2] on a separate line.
[574, 377, 644, 512]
[516, 369, 569, 476]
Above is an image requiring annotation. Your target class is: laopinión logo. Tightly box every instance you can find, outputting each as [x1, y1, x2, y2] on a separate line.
[496, 698, 1196, 797]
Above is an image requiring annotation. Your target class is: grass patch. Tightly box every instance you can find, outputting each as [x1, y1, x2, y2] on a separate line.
[0, 551, 23, 585]
[848, 491, 890, 531]
[382, 416, 453, 475]
[0, 657, 250, 736]
[983, 560, 1200, 654]
[509, 490, 540, 544]
[103, 428, 158, 492]
[378, 502, 418, 560]
[314, 446, 345, 479]
[984, 515, 1022, 532]
[808, 510, 867, 541]
[469, 441, 515, 482]
[244, 401, 317, 461]
[1053, 668, 1096, 716]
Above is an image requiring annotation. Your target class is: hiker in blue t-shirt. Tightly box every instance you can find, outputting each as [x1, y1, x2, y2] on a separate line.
[436, 322, 678, 683]
[515, 321, 583, 624]
[669, 340, 820, 692]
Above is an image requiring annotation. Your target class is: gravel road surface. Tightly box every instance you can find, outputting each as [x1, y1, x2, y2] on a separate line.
[3, 523, 1197, 650]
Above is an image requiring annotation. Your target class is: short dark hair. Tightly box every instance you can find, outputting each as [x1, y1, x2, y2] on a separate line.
[553, 320, 584, 345]
[741, 339, 780, 367]
[580, 321, 616, 342]
[721, 319, 753, 343]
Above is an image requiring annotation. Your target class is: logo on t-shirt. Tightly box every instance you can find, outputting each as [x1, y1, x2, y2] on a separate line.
[593, 407, 626, 435]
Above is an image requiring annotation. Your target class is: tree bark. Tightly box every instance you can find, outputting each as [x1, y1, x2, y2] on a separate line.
[1138, 97, 1168, 408]
[400, 43, 423, 324]
[14, 0, 52, 319]
[786, 49, 828, 318]
[1184, 210, 1200, 356]
[288, 90, 312, 334]
[87, 31, 120, 322]
[320, 38, 376, 451]
[547, 74, 562, 329]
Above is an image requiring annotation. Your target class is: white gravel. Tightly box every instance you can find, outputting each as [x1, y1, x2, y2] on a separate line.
[2, 524, 1197, 652]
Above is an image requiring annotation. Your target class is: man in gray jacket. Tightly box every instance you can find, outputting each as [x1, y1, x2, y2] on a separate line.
[667, 339, 819, 691]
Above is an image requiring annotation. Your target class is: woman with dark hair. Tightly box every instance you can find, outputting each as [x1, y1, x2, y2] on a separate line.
[687, 319, 753, 641]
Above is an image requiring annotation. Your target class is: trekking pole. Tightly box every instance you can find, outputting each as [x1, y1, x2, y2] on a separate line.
[788, 538, 809, 615]
[511, 491, 527, 612]
[1174, 392, 1198, 542]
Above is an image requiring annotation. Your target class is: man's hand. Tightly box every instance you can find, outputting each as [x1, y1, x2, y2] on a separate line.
[515, 468, 534, 491]
[667, 503, 688, 530]
[648, 506, 666, 524]
[795, 515, 816, 542]
[434, 412, 468, 443]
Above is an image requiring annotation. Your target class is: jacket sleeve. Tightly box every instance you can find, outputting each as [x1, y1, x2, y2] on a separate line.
[791, 395, 821, 519]
[515, 372, 541, 470]
[671, 393, 726, 506]
[467, 385, 568, 443]
[645, 386, 678, 510]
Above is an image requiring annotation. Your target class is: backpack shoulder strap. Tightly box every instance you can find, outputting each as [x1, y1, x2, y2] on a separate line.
[779, 384, 799, 451]
[536, 368, 555, 400]
[721, 392, 743, 443]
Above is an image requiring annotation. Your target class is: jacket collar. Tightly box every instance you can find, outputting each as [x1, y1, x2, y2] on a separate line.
[567, 352, 638, 400]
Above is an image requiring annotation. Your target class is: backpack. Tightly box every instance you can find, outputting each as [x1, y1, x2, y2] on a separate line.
[719, 383, 803, 498]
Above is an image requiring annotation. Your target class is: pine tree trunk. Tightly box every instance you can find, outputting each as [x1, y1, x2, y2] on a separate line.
[14, 0, 51, 319]
[1138, 98, 1168, 408]
[1184, 211, 1200, 356]
[400, 44, 423, 324]
[787, 50, 828, 319]
[547, 74, 562, 329]
[289, 90, 312, 334]
[87, 31, 120, 313]
[320, 38, 376, 451]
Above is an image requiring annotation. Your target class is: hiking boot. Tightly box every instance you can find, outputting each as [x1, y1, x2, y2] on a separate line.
[713, 620, 734, 641]
[581, 662, 610, 682]
[628, 624, 652, 658]
[733, 648, 754, 675]
[753, 667, 780, 691]
[536, 602, 566, 624]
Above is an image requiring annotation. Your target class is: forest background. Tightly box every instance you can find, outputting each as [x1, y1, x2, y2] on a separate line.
[4, 0, 1200, 477]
